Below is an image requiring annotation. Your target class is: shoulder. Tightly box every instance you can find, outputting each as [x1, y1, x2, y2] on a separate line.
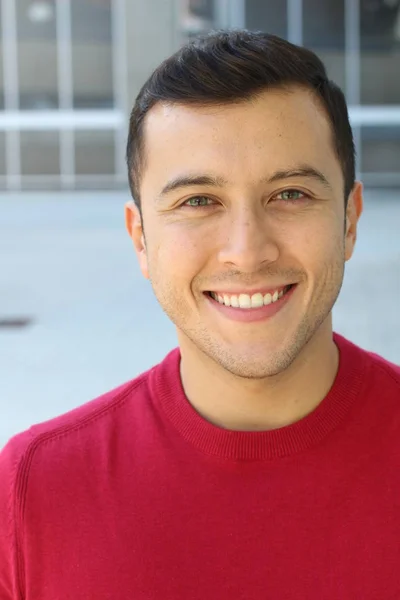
[335, 332, 400, 395]
[365, 348, 400, 388]
[0, 356, 178, 597]
[0, 347, 180, 487]
[0, 365, 153, 495]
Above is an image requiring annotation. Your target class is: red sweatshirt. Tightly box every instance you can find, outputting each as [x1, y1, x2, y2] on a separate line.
[1, 333, 400, 599]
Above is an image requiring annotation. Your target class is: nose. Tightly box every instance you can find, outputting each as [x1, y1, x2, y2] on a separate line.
[217, 209, 280, 272]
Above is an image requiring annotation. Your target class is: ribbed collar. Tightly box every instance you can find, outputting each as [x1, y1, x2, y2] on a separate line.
[151, 333, 369, 461]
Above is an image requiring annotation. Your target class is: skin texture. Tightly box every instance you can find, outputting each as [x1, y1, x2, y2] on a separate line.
[125, 86, 363, 431]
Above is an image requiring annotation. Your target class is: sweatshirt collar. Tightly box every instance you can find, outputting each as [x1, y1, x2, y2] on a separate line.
[152, 333, 368, 461]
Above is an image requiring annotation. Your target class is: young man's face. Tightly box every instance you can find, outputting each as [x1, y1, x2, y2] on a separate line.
[126, 86, 362, 378]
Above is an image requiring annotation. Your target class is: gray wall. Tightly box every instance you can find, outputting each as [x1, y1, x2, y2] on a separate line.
[124, 0, 180, 110]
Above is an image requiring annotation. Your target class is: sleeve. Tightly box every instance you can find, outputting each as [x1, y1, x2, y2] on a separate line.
[0, 435, 27, 600]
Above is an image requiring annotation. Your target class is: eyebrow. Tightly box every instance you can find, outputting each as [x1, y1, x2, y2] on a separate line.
[159, 174, 227, 197]
[158, 164, 332, 197]
[266, 166, 332, 190]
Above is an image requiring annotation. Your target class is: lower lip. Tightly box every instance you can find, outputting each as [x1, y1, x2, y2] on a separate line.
[205, 285, 297, 323]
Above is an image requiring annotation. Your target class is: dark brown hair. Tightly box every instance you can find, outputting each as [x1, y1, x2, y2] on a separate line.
[126, 29, 355, 209]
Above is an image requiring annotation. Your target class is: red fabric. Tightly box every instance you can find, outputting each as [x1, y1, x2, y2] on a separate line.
[1, 333, 400, 599]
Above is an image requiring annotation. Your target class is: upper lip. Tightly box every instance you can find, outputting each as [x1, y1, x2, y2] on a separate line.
[206, 284, 294, 296]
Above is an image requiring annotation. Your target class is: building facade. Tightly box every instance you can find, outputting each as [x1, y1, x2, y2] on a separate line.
[0, 0, 399, 190]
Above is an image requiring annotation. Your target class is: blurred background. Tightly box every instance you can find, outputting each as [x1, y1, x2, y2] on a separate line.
[1, 0, 399, 447]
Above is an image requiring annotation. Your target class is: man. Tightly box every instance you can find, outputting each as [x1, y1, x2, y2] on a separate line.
[0, 30, 399, 599]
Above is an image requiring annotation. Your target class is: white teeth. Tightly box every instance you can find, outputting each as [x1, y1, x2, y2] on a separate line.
[230, 295, 239, 307]
[251, 293, 264, 308]
[238, 294, 251, 309]
[209, 287, 290, 309]
[263, 293, 272, 305]
[223, 294, 231, 307]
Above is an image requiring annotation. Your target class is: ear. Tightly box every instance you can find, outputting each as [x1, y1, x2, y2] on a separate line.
[344, 181, 363, 262]
[124, 201, 149, 279]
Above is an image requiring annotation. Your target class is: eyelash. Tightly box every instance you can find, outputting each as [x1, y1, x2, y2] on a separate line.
[182, 189, 309, 208]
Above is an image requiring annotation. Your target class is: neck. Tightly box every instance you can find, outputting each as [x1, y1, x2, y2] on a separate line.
[178, 322, 339, 431]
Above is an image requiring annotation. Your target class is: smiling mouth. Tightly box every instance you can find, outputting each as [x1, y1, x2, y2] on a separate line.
[205, 284, 295, 309]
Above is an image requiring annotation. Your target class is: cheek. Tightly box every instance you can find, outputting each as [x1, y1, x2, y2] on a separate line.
[283, 214, 344, 270]
[147, 222, 210, 280]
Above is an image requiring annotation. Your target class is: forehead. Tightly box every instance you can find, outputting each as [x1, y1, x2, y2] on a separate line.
[141, 87, 342, 192]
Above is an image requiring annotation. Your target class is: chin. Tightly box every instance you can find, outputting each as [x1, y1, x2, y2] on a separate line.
[220, 361, 288, 380]
[210, 345, 297, 379]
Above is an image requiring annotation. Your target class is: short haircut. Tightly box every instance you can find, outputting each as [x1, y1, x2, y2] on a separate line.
[126, 29, 355, 210]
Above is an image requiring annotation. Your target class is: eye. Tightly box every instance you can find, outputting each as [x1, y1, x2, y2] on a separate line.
[183, 196, 215, 208]
[274, 189, 308, 202]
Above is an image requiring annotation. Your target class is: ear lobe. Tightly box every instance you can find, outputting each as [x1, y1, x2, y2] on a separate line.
[124, 201, 149, 279]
